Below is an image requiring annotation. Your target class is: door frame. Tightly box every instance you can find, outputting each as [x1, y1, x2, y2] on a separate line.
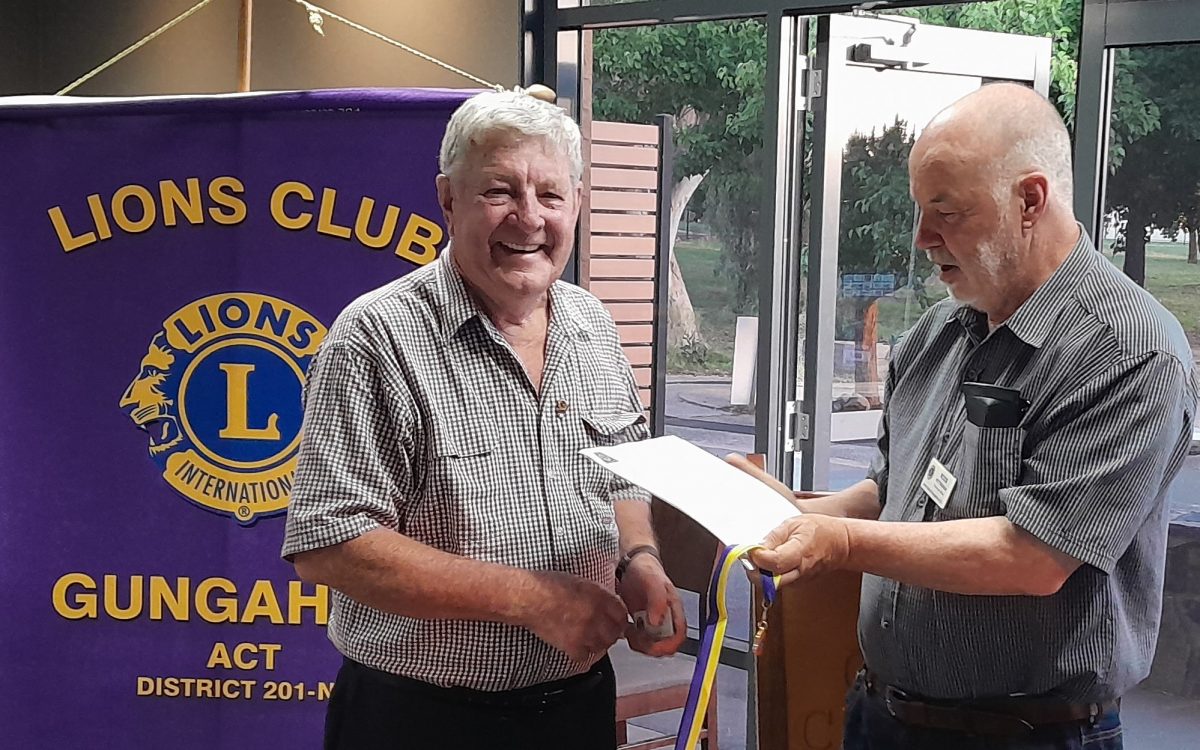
[796, 13, 1051, 489]
[1073, 0, 1200, 246]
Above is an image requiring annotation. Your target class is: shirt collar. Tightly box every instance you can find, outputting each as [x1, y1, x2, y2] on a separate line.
[552, 287, 594, 338]
[1002, 224, 1095, 348]
[435, 246, 482, 342]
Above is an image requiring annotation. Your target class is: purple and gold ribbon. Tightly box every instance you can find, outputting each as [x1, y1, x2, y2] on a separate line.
[675, 543, 779, 750]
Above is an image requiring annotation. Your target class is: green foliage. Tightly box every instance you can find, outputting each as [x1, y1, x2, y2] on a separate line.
[592, 21, 767, 177]
[592, 3, 1200, 312]
[707, 150, 765, 313]
[1106, 49, 1161, 171]
[840, 120, 924, 280]
[1104, 45, 1200, 282]
[904, 1, 1081, 126]
[593, 20, 770, 314]
[836, 120, 940, 338]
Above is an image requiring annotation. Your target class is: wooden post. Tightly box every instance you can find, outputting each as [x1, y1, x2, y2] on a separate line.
[237, 0, 253, 92]
[578, 30, 593, 290]
[745, 454, 864, 750]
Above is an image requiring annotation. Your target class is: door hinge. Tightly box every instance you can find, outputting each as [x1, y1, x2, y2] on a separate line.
[784, 401, 809, 451]
[795, 55, 823, 111]
[800, 63, 823, 110]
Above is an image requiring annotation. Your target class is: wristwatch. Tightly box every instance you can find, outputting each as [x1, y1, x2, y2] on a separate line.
[615, 544, 661, 581]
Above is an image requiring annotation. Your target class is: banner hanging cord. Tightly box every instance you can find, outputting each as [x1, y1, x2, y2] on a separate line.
[56, 0, 219, 95]
[56, 0, 507, 97]
[291, 0, 505, 91]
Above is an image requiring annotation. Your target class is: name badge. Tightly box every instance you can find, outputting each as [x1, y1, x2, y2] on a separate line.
[921, 457, 956, 509]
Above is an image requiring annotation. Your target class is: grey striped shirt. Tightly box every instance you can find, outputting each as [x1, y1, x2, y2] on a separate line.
[861, 229, 1198, 701]
[281, 250, 649, 691]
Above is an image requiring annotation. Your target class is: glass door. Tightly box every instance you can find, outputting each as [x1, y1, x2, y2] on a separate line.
[1096, 39, 1200, 749]
[793, 11, 1052, 490]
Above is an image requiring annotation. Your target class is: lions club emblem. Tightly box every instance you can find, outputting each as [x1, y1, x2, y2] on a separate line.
[120, 293, 326, 524]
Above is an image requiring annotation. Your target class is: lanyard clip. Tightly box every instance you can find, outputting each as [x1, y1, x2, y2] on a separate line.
[751, 597, 773, 656]
[752, 620, 769, 656]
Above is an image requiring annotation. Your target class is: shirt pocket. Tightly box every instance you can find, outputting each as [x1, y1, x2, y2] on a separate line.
[581, 411, 646, 446]
[409, 417, 508, 560]
[936, 422, 1023, 521]
[576, 411, 646, 525]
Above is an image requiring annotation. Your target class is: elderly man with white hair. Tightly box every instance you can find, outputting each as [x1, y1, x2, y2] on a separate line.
[745, 83, 1197, 749]
[283, 90, 685, 750]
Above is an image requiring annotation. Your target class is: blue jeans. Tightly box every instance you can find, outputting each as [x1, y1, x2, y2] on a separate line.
[843, 674, 1123, 750]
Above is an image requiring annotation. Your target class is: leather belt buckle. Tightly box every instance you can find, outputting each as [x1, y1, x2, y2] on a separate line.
[883, 685, 1036, 736]
[882, 685, 909, 719]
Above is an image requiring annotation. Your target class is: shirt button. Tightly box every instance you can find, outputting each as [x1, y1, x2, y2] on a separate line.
[554, 526, 566, 538]
[942, 433, 951, 444]
[917, 496, 926, 507]
[554, 400, 569, 416]
[881, 619, 891, 630]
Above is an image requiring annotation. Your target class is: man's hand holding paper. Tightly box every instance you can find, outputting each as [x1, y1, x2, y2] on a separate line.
[745, 514, 852, 586]
[724, 454, 852, 586]
[579, 436, 802, 546]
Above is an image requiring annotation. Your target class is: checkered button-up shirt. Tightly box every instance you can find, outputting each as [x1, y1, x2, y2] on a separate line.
[281, 250, 650, 690]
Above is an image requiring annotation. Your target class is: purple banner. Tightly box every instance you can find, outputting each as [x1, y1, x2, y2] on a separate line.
[0, 88, 471, 746]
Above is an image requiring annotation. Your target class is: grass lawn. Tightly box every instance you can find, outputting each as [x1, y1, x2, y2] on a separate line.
[1111, 242, 1200, 344]
[672, 239, 1200, 377]
[875, 242, 1200, 343]
[672, 239, 738, 375]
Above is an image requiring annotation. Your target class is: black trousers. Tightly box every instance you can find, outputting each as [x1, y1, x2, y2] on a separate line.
[324, 657, 617, 750]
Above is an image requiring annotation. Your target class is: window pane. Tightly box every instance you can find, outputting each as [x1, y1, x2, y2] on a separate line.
[1101, 42, 1200, 747]
[582, 18, 769, 749]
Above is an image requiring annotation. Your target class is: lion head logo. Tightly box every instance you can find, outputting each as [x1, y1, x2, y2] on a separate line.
[120, 333, 184, 456]
[121, 293, 326, 524]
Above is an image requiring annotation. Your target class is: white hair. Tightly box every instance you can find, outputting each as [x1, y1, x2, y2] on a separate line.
[439, 90, 583, 184]
[989, 97, 1075, 211]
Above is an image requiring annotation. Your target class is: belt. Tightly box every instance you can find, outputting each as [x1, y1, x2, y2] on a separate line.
[862, 670, 1118, 737]
[345, 656, 612, 709]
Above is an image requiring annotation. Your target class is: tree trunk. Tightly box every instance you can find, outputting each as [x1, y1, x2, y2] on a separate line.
[1189, 228, 1198, 264]
[1123, 208, 1148, 286]
[666, 173, 707, 349]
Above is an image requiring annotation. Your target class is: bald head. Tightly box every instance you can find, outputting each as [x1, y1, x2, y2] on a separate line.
[908, 83, 1082, 324]
[914, 83, 1074, 211]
